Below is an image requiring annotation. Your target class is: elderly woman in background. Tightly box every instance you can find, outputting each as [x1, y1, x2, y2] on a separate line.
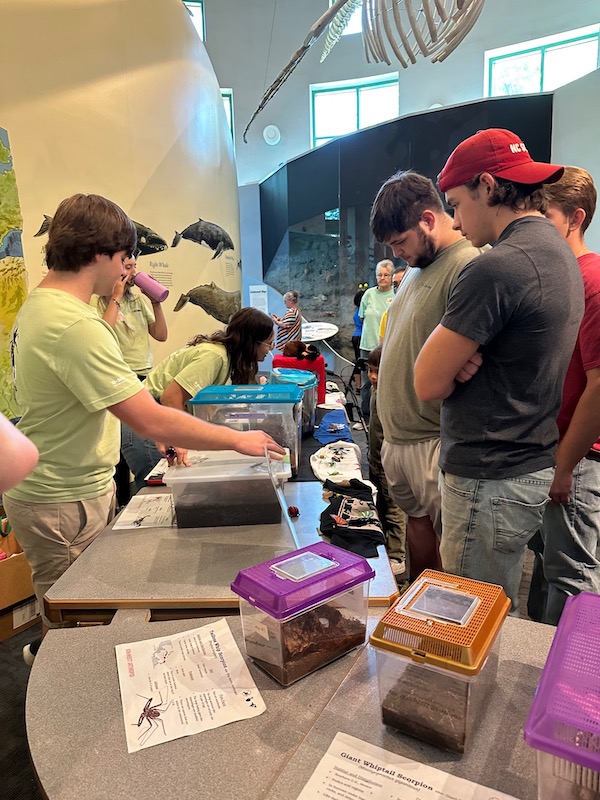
[273, 290, 302, 351]
[121, 307, 275, 490]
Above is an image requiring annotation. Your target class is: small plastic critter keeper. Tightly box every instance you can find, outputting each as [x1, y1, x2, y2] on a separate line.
[163, 449, 291, 528]
[525, 592, 600, 800]
[189, 385, 303, 476]
[231, 541, 375, 686]
[269, 368, 319, 436]
[370, 569, 510, 752]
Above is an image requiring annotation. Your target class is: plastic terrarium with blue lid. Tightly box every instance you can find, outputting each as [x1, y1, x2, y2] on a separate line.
[190, 384, 303, 476]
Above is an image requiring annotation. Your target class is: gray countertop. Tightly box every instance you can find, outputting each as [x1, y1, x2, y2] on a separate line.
[27, 609, 383, 800]
[44, 482, 398, 622]
[266, 616, 556, 800]
[27, 613, 555, 800]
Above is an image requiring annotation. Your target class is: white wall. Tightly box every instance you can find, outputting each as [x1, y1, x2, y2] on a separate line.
[203, 0, 600, 185]
[552, 69, 600, 252]
[0, 0, 240, 360]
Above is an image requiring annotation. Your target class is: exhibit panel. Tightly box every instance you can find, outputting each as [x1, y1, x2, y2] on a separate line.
[0, 127, 27, 417]
[260, 94, 554, 362]
[0, 0, 240, 362]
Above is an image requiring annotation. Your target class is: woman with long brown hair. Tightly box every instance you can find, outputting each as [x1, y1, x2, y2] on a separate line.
[121, 307, 274, 489]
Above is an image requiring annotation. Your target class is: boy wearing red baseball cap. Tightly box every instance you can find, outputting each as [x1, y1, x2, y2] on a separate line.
[414, 128, 584, 613]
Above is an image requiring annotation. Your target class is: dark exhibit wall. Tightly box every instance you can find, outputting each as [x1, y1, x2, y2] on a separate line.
[261, 94, 554, 360]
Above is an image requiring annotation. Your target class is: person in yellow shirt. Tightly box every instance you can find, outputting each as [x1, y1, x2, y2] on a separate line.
[92, 255, 169, 505]
[378, 266, 406, 344]
[122, 308, 276, 489]
[3, 193, 284, 664]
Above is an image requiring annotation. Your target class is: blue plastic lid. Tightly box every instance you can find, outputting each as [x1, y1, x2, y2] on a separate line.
[190, 384, 303, 405]
[270, 368, 319, 389]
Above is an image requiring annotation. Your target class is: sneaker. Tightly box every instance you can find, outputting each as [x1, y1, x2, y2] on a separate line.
[389, 559, 406, 577]
[352, 422, 364, 431]
[23, 636, 41, 667]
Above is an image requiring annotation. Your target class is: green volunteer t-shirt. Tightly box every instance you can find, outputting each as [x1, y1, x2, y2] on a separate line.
[91, 291, 155, 375]
[359, 287, 394, 352]
[144, 341, 231, 401]
[6, 288, 142, 503]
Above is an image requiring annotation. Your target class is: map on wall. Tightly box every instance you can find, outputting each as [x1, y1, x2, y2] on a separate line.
[0, 127, 27, 418]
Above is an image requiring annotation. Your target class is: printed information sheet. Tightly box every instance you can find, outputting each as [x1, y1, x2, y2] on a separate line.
[297, 732, 519, 800]
[112, 493, 174, 529]
[116, 618, 265, 753]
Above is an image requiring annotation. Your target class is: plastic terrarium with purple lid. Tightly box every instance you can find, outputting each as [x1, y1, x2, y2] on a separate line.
[231, 541, 375, 686]
[524, 592, 600, 799]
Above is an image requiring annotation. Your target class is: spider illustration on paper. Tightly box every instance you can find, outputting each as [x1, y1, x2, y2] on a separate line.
[134, 688, 173, 746]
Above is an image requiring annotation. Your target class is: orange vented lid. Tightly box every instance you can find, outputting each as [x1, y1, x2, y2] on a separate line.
[370, 570, 510, 676]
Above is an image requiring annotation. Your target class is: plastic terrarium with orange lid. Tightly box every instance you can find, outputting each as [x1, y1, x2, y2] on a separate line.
[370, 569, 510, 753]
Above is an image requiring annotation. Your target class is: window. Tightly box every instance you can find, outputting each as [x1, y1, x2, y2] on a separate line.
[310, 74, 399, 148]
[221, 89, 234, 139]
[329, 0, 362, 36]
[183, 1, 204, 41]
[485, 25, 600, 97]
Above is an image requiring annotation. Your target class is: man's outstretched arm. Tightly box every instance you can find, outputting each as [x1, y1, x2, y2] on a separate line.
[414, 324, 481, 401]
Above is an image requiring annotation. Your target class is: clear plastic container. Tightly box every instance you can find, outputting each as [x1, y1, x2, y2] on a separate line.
[269, 368, 318, 436]
[524, 592, 600, 800]
[231, 542, 375, 686]
[190, 385, 303, 477]
[163, 450, 291, 528]
[370, 570, 510, 753]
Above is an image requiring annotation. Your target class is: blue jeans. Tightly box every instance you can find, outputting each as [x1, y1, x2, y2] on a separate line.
[440, 468, 553, 614]
[121, 423, 162, 491]
[542, 456, 600, 625]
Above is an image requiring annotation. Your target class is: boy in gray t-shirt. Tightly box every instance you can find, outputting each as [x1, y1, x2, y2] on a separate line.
[414, 128, 584, 612]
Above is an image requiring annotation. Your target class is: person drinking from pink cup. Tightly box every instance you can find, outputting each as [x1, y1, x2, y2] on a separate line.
[92, 248, 169, 505]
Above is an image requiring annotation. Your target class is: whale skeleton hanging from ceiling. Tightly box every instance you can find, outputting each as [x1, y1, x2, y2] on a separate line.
[243, 0, 485, 142]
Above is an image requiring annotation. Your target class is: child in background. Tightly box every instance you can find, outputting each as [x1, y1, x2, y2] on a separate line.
[367, 346, 407, 579]
[351, 285, 367, 392]
[349, 285, 367, 427]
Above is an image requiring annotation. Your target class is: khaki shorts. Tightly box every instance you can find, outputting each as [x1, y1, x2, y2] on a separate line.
[381, 438, 442, 535]
[3, 487, 116, 627]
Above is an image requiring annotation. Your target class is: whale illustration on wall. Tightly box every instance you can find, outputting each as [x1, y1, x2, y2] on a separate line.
[34, 215, 168, 256]
[171, 218, 234, 259]
[173, 281, 241, 323]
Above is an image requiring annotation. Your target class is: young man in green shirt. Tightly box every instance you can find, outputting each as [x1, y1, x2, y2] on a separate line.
[4, 193, 283, 658]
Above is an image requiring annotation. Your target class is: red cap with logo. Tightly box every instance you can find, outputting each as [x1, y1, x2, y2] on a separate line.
[438, 128, 564, 193]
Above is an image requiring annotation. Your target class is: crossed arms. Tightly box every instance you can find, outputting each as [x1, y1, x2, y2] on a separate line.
[414, 324, 482, 401]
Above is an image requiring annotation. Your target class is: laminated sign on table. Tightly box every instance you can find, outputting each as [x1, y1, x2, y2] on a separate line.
[115, 618, 265, 752]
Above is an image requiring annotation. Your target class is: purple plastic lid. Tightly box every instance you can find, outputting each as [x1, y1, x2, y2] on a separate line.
[524, 592, 600, 771]
[231, 541, 375, 620]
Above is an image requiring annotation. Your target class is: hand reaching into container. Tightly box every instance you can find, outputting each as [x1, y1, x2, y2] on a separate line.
[234, 431, 285, 459]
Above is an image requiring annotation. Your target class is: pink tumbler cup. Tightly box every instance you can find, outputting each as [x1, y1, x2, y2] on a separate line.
[134, 272, 169, 303]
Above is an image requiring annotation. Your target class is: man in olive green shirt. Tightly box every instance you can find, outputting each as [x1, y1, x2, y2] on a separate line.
[371, 171, 480, 577]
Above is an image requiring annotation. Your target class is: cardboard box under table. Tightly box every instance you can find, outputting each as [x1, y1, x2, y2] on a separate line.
[370, 569, 510, 753]
[189, 384, 303, 477]
[525, 591, 600, 800]
[232, 541, 375, 686]
[0, 532, 40, 641]
[164, 450, 291, 528]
